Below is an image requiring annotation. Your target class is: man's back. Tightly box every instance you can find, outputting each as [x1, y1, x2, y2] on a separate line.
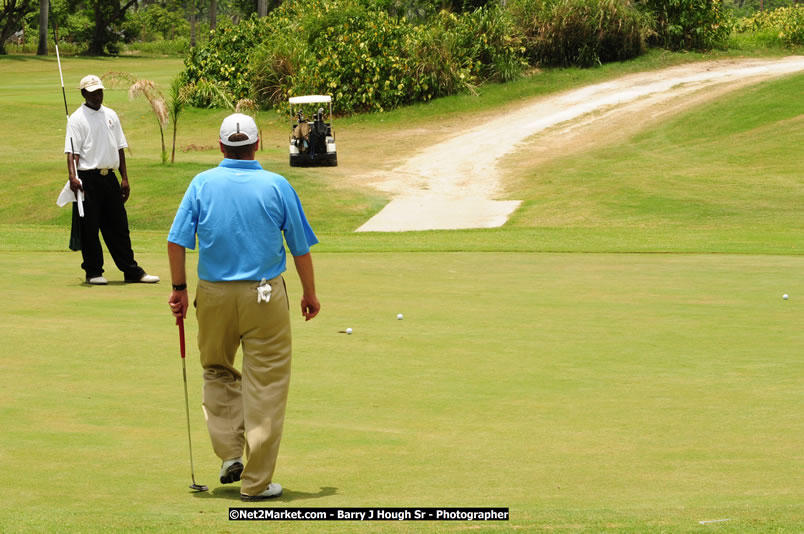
[169, 159, 316, 282]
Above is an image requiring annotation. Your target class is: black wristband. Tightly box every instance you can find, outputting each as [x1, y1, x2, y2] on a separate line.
[172, 283, 187, 291]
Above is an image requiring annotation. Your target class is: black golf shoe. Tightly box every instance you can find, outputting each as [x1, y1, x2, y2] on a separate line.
[220, 458, 243, 484]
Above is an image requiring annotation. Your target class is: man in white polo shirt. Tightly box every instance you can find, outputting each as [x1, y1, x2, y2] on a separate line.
[65, 74, 159, 285]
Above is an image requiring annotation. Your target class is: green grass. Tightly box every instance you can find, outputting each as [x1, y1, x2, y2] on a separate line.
[1, 52, 803, 532]
[505, 73, 804, 254]
[2, 52, 802, 252]
[0, 250, 802, 533]
[727, 29, 804, 53]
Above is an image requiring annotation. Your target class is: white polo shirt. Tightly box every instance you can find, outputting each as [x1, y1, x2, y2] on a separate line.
[65, 104, 128, 171]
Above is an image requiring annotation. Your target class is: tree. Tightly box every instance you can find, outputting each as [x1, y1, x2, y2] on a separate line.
[64, 0, 138, 55]
[135, 3, 189, 40]
[37, 0, 48, 55]
[0, 0, 37, 55]
[210, 0, 216, 29]
[186, 0, 207, 48]
[229, 0, 257, 19]
[91, 0, 137, 55]
[232, 0, 275, 18]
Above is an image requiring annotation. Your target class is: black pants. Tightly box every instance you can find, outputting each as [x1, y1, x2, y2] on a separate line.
[77, 169, 144, 281]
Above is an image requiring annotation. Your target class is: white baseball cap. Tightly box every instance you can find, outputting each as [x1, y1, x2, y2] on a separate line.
[79, 74, 105, 92]
[220, 113, 259, 147]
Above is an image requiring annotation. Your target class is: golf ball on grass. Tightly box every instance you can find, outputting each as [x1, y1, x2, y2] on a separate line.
[346, 328, 352, 335]
[397, 313, 403, 320]
[783, 294, 789, 300]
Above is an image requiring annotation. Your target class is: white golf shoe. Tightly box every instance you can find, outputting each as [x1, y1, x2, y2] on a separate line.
[87, 276, 108, 285]
[241, 483, 283, 502]
[126, 273, 160, 283]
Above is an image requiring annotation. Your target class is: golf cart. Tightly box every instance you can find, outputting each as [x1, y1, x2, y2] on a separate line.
[289, 95, 337, 167]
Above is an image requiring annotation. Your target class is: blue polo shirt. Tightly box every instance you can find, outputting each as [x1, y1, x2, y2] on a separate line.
[168, 159, 318, 282]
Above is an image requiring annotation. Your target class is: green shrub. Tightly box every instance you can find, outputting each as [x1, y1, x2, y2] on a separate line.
[300, 3, 416, 112]
[189, 0, 414, 112]
[250, 33, 311, 109]
[406, 16, 476, 102]
[511, 0, 652, 67]
[184, 0, 527, 113]
[182, 16, 272, 107]
[370, 0, 444, 22]
[435, 7, 528, 83]
[635, 0, 733, 50]
[734, 5, 804, 46]
[723, 0, 800, 19]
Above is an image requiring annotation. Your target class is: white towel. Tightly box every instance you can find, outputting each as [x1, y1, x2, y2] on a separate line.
[57, 179, 84, 217]
[257, 278, 272, 303]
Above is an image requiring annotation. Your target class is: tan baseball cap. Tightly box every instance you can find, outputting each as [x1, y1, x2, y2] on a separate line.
[79, 75, 105, 92]
[220, 113, 259, 147]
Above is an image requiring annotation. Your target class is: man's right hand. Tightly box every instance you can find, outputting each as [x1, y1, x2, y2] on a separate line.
[66, 154, 82, 193]
[69, 175, 83, 194]
[169, 289, 189, 319]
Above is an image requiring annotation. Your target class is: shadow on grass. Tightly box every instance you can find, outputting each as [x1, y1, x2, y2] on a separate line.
[76, 280, 163, 287]
[0, 55, 55, 62]
[192, 485, 338, 502]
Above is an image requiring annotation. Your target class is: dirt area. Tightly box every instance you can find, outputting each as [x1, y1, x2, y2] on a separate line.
[354, 56, 804, 232]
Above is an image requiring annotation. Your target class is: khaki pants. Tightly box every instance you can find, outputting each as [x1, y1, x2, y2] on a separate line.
[195, 276, 291, 496]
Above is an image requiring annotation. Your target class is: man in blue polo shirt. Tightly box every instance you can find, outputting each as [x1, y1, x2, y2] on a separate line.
[167, 113, 320, 502]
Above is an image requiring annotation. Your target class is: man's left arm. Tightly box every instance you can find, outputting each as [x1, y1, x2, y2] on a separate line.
[118, 148, 130, 203]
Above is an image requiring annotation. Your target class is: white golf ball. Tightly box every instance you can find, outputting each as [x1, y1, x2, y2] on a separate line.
[346, 327, 352, 334]
[397, 313, 403, 320]
[783, 294, 789, 300]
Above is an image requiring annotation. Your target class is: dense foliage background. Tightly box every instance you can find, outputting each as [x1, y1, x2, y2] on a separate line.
[180, 0, 748, 113]
[183, 0, 529, 112]
[735, 3, 804, 46]
[2, 0, 802, 113]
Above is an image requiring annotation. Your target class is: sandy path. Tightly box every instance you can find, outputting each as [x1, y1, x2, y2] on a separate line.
[355, 56, 804, 232]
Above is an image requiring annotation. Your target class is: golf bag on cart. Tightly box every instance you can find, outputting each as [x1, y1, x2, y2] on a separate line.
[309, 108, 328, 157]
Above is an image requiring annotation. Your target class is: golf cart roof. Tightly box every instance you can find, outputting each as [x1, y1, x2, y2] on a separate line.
[289, 95, 332, 105]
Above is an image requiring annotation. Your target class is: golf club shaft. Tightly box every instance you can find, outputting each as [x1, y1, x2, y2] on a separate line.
[178, 318, 199, 485]
[52, 17, 69, 121]
[56, 45, 68, 120]
[53, 24, 78, 177]
[182, 357, 198, 484]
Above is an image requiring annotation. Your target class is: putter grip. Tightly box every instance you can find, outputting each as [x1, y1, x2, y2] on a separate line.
[177, 317, 186, 359]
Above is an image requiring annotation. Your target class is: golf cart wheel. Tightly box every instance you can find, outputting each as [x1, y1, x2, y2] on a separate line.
[289, 155, 299, 167]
